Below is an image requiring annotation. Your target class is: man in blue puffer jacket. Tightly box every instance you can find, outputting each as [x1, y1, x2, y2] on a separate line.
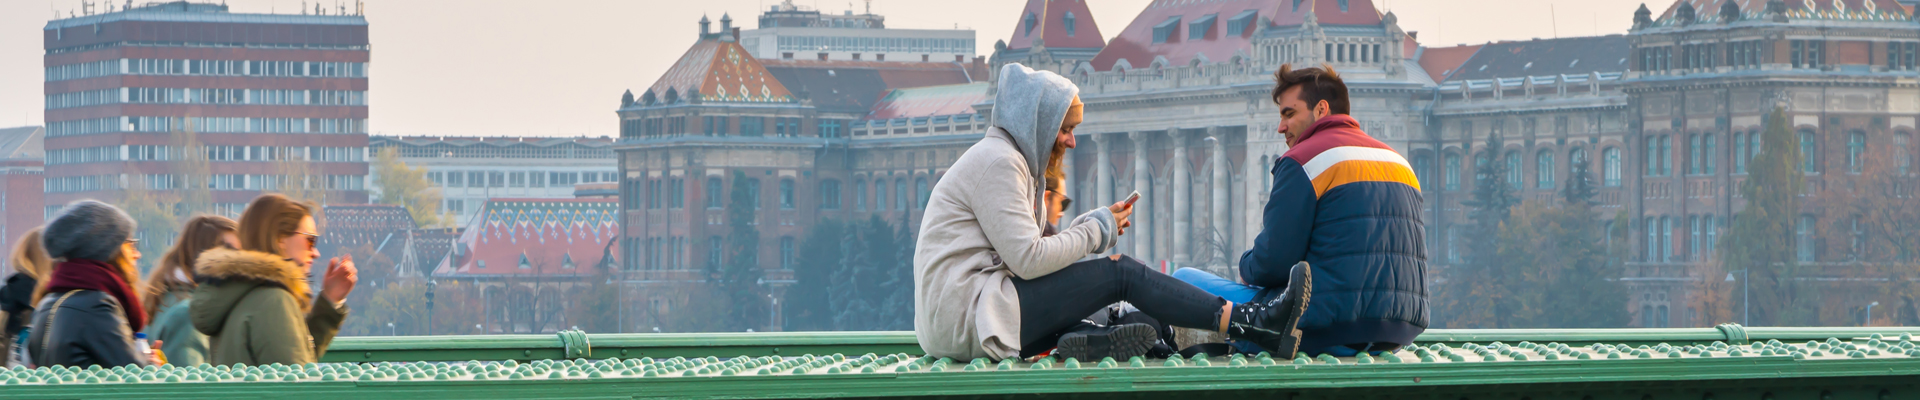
[1173, 64, 1429, 357]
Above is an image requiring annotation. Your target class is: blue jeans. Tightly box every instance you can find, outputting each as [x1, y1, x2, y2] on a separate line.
[1172, 268, 1388, 357]
[1171, 268, 1261, 305]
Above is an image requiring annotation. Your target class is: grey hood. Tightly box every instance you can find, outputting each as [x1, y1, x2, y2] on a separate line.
[989, 63, 1079, 226]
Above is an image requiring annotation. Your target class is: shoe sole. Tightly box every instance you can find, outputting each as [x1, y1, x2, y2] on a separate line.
[1056, 323, 1159, 361]
[1274, 262, 1313, 359]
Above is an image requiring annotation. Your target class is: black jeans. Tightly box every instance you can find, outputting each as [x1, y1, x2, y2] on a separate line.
[1011, 255, 1228, 356]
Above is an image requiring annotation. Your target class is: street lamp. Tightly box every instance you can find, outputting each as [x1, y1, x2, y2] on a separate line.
[425, 280, 437, 336]
[1725, 270, 1749, 326]
[387, 322, 395, 336]
[1866, 301, 1881, 326]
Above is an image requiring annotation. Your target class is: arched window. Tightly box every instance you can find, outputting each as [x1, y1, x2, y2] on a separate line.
[819, 179, 841, 210]
[1689, 134, 1703, 175]
[916, 177, 930, 209]
[746, 178, 762, 209]
[1661, 135, 1673, 176]
[1734, 132, 1749, 173]
[1646, 137, 1660, 177]
[895, 179, 908, 210]
[1504, 151, 1521, 189]
[854, 180, 867, 210]
[1410, 152, 1433, 185]
[1847, 130, 1865, 173]
[1444, 151, 1462, 191]
[1799, 129, 1819, 173]
[874, 179, 887, 211]
[779, 178, 796, 209]
[1536, 150, 1555, 189]
[1604, 147, 1622, 186]
[1702, 133, 1716, 174]
[779, 236, 795, 270]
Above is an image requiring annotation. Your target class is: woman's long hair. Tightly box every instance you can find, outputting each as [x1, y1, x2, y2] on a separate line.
[7, 227, 50, 282]
[142, 215, 236, 318]
[238, 194, 314, 257]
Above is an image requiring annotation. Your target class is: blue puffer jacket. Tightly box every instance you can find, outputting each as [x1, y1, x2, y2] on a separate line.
[1238, 114, 1429, 352]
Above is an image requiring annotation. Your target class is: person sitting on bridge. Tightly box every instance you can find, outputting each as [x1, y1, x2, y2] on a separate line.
[914, 63, 1311, 362]
[1172, 64, 1430, 357]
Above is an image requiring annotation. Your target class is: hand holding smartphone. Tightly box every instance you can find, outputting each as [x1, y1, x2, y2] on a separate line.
[1109, 191, 1140, 236]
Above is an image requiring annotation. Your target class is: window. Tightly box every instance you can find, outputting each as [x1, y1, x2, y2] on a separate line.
[509, 172, 526, 187]
[1800, 129, 1819, 173]
[708, 177, 724, 208]
[1152, 16, 1182, 44]
[1063, 12, 1077, 36]
[1536, 150, 1555, 189]
[780, 237, 795, 270]
[1410, 153, 1433, 185]
[854, 180, 867, 210]
[817, 119, 842, 138]
[1504, 151, 1522, 189]
[1705, 215, 1718, 255]
[705, 116, 730, 136]
[708, 236, 723, 269]
[1689, 215, 1701, 261]
[672, 178, 685, 209]
[916, 177, 930, 209]
[741, 117, 765, 136]
[1647, 138, 1660, 176]
[1661, 135, 1672, 176]
[895, 179, 909, 210]
[530, 172, 546, 188]
[874, 179, 888, 211]
[1898, 133, 1912, 175]
[1791, 40, 1825, 68]
[779, 178, 796, 210]
[1444, 152, 1461, 191]
[1797, 215, 1815, 262]
[448, 171, 465, 188]
[747, 178, 763, 210]
[648, 179, 661, 209]
[820, 180, 842, 209]
[1847, 130, 1865, 173]
[1689, 134, 1703, 175]
[1024, 12, 1039, 35]
[1662, 216, 1673, 263]
[1646, 217, 1659, 262]
[1734, 132, 1749, 173]
[1586, 148, 1612, 187]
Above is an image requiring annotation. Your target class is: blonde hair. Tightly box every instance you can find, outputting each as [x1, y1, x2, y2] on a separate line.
[238, 194, 314, 257]
[8, 227, 50, 282]
[144, 215, 237, 318]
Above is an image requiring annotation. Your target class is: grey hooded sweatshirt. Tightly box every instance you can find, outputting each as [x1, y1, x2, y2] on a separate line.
[913, 63, 1119, 361]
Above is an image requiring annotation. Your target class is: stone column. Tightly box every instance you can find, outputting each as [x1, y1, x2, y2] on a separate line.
[1170, 128, 1191, 267]
[1129, 131, 1153, 262]
[1209, 127, 1230, 268]
[1094, 133, 1114, 255]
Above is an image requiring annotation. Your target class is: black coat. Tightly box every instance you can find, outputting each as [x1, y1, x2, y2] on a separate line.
[0, 274, 36, 362]
[26, 290, 146, 368]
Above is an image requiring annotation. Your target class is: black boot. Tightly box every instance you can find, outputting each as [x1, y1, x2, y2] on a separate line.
[1224, 261, 1311, 359]
[1055, 323, 1160, 361]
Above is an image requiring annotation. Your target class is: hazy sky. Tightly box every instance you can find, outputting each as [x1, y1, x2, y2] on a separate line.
[0, 0, 1657, 137]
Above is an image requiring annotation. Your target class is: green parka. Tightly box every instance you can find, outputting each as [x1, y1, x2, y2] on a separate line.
[190, 247, 346, 366]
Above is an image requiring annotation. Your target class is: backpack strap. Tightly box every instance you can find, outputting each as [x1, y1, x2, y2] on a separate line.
[35, 291, 79, 365]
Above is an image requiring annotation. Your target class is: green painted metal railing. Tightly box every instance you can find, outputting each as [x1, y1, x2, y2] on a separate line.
[320, 324, 1920, 363]
[1, 325, 1916, 399]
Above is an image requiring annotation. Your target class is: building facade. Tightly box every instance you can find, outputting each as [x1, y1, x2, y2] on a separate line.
[738, 1, 975, 63]
[42, 1, 371, 216]
[0, 127, 44, 278]
[369, 136, 618, 227]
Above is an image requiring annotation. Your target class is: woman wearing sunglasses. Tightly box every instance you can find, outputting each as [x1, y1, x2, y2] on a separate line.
[191, 194, 357, 366]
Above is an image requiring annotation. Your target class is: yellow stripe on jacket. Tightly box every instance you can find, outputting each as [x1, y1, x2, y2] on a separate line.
[1308, 159, 1423, 198]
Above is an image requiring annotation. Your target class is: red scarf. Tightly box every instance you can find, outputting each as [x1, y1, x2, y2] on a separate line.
[42, 259, 147, 332]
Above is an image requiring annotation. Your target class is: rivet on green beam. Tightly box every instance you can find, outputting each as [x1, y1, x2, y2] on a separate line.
[1131, 356, 1148, 368]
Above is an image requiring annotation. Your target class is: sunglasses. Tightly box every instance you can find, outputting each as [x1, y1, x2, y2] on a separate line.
[288, 230, 319, 249]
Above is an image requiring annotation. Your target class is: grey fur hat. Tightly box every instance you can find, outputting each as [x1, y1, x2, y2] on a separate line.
[43, 199, 137, 262]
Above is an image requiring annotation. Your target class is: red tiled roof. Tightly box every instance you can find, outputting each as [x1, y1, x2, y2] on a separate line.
[864, 82, 990, 121]
[647, 39, 795, 103]
[1006, 0, 1106, 50]
[1654, 0, 1911, 24]
[433, 199, 618, 277]
[1093, 0, 1386, 71]
[1416, 44, 1482, 82]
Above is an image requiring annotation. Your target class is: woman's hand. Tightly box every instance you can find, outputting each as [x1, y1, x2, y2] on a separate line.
[322, 254, 359, 304]
[148, 340, 165, 365]
[1108, 201, 1134, 236]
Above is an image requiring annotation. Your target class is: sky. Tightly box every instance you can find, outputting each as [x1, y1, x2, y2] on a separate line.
[0, 0, 1660, 137]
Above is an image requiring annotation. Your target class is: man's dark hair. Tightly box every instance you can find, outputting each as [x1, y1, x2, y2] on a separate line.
[1269, 64, 1350, 115]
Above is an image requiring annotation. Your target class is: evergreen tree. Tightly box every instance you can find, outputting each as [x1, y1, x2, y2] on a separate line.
[880, 211, 918, 330]
[1541, 157, 1629, 327]
[717, 171, 767, 331]
[1719, 107, 1805, 326]
[1445, 132, 1522, 328]
[830, 216, 876, 330]
[785, 219, 845, 331]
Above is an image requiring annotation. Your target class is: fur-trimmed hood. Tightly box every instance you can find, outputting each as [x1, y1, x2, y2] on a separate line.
[190, 247, 311, 336]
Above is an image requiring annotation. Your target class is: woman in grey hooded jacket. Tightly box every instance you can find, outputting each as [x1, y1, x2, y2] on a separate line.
[913, 64, 1311, 362]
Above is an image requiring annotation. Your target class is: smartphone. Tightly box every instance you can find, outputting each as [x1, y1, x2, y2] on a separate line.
[1123, 191, 1142, 206]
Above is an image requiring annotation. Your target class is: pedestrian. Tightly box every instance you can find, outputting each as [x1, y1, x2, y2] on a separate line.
[0, 227, 51, 367]
[192, 194, 356, 366]
[26, 200, 161, 368]
[913, 63, 1311, 362]
[142, 215, 237, 366]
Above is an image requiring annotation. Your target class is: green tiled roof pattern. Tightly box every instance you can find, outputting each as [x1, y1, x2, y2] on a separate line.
[1, 327, 1916, 399]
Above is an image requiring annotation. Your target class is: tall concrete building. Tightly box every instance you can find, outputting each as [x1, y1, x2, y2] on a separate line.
[0, 126, 44, 277]
[42, 1, 371, 217]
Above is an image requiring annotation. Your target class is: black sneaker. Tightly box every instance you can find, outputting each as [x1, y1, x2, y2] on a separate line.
[1225, 261, 1311, 359]
[1055, 323, 1160, 362]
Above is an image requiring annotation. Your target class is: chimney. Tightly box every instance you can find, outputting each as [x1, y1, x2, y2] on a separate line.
[732, 27, 741, 41]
